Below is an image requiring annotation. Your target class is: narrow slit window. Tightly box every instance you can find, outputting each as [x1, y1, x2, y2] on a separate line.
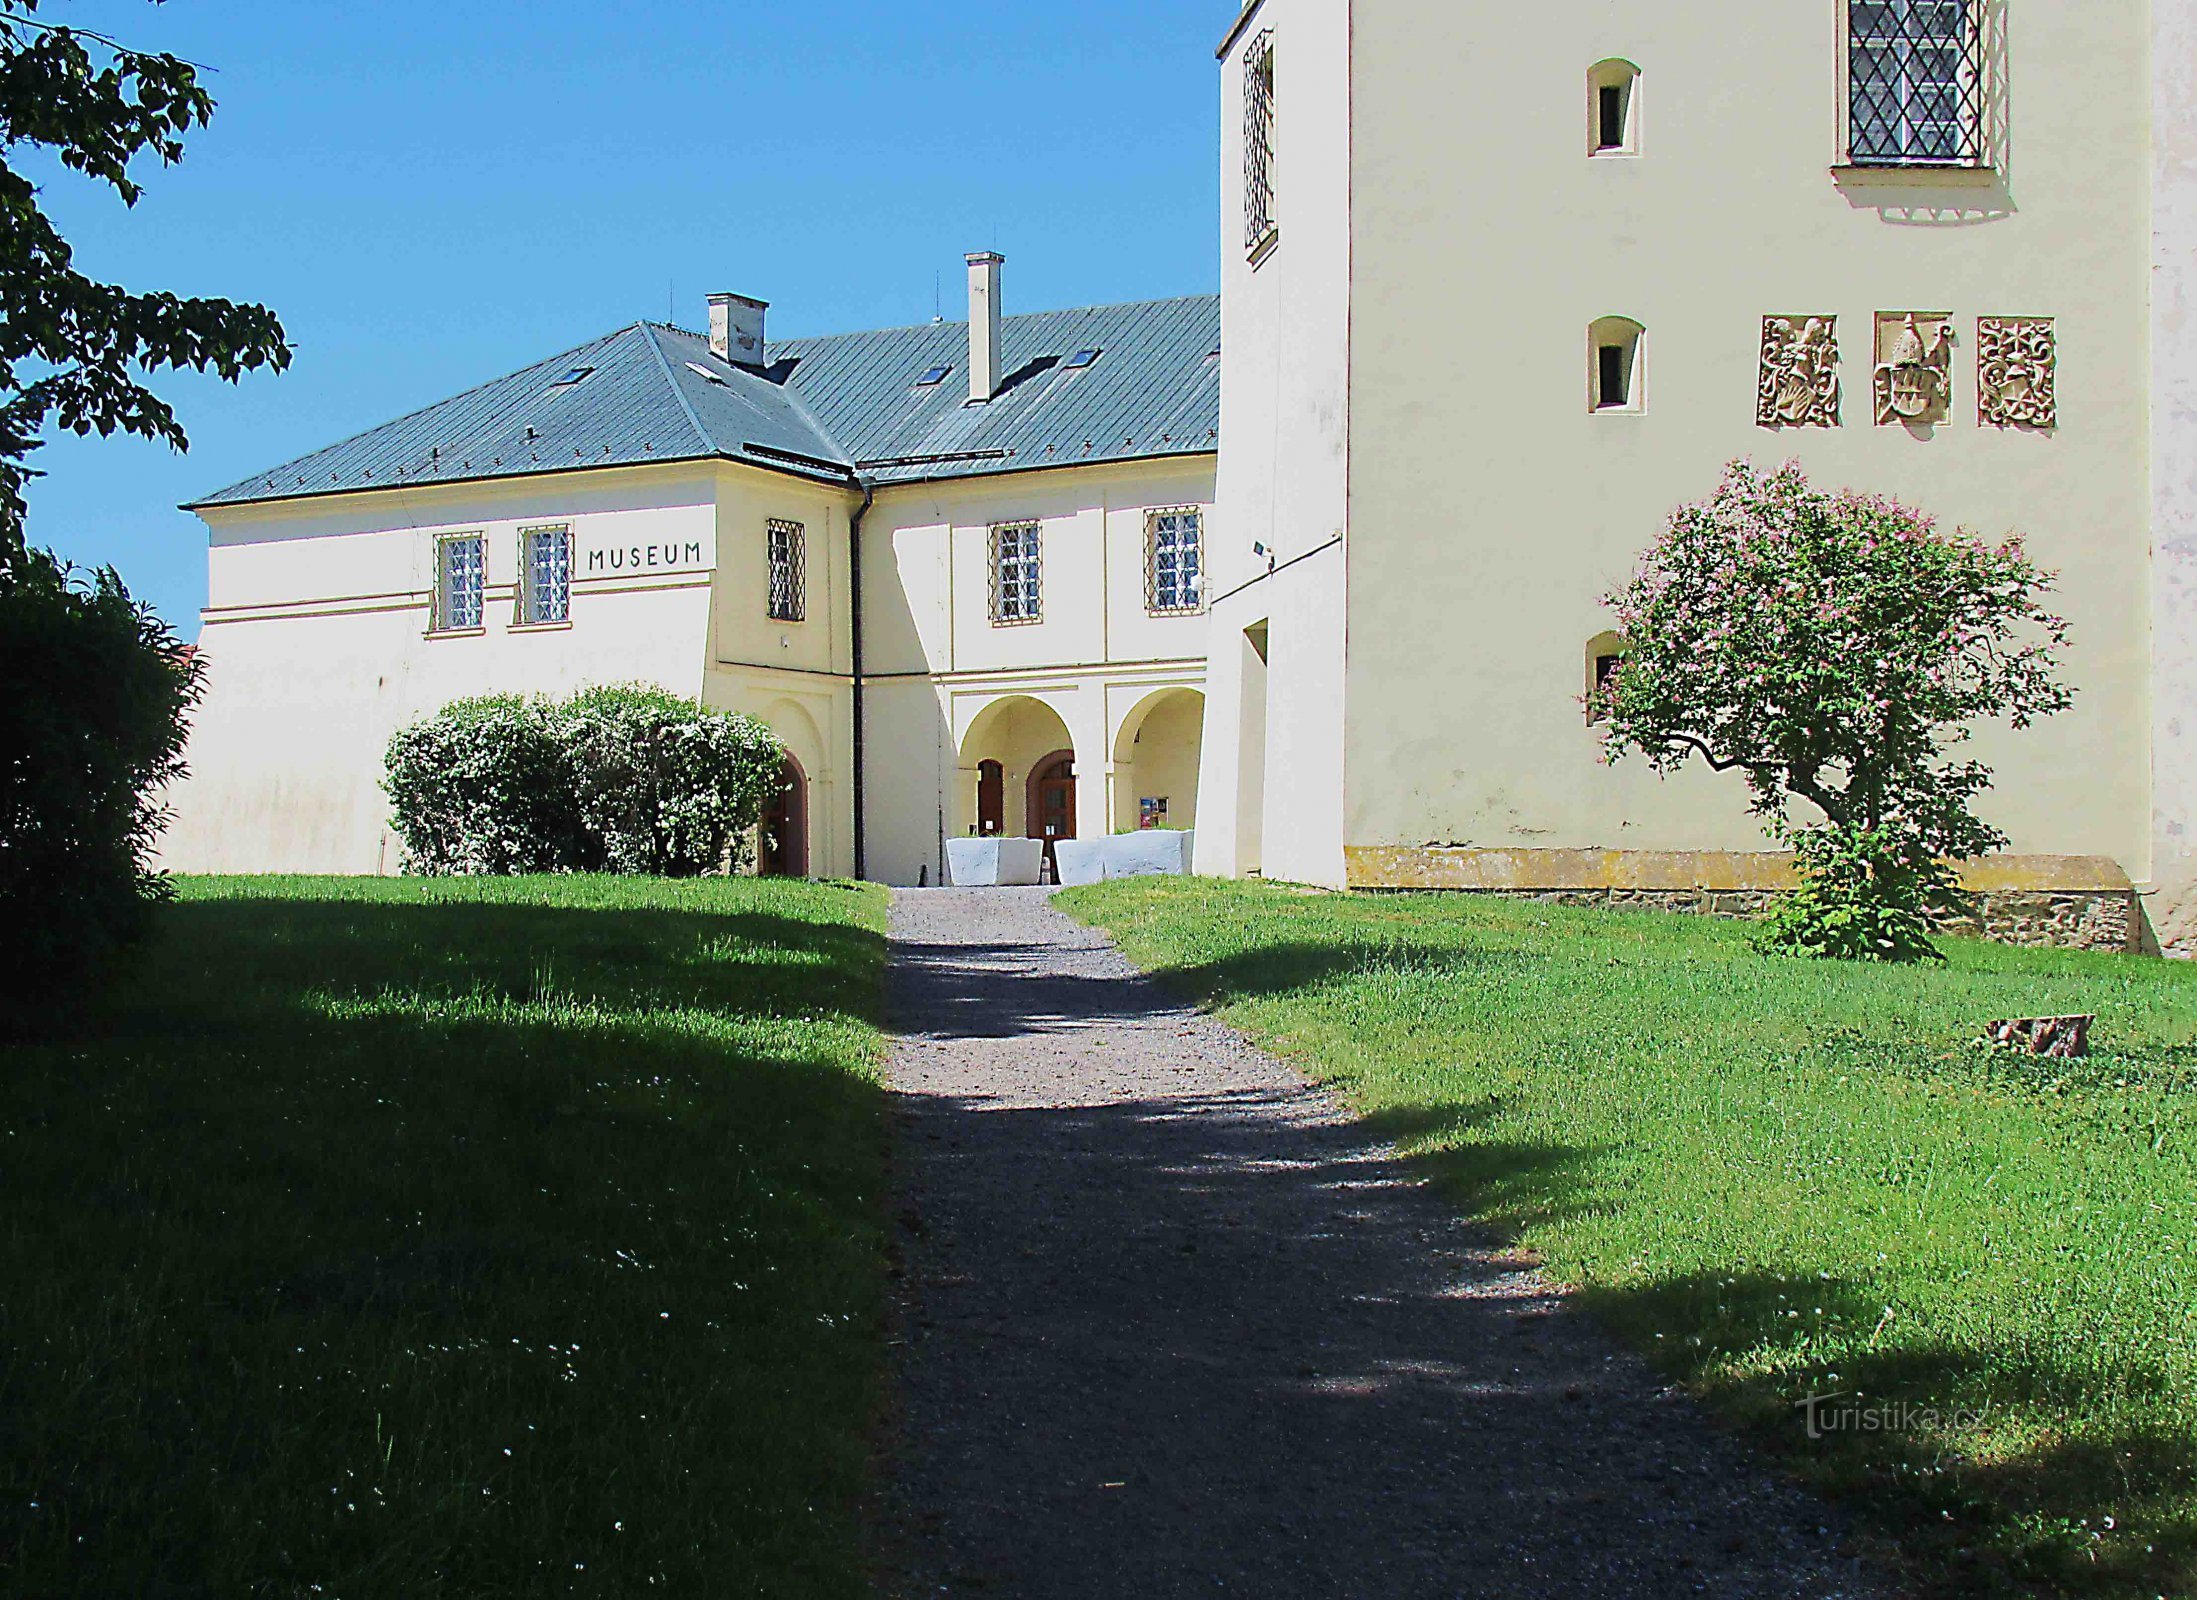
[1588, 60, 1641, 156]
[518, 525, 571, 625]
[1589, 318, 1645, 413]
[767, 518, 807, 623]
[989, 521, 1043, 625]
[1243, 31, 1278, 257]
[1585, 633, 1629, 723]
[435, 534, 485, 632]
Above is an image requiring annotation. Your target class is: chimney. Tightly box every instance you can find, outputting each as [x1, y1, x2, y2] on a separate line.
[707, 292, 768, 366]
[965, 252, 1004, 403]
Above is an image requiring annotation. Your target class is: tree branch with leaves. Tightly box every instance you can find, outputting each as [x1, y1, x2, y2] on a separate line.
[0, 0, 288, 562]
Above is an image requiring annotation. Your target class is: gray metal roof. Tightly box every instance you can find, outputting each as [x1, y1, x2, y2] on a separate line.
[189, 295, 1219, 510]
[766, 295, 1220, 485]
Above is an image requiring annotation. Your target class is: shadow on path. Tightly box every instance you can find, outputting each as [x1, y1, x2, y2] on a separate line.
[870, 889, 1888, 1600]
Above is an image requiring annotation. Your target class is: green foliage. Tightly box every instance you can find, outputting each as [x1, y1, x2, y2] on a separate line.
[379, 695, 582, 877]
[1601, 460, 2071, 961]
[0, 3, 290, 556]
[1758, 822, 1950, 963]
[0, 873, 890, 1595]
[382, 686, 783, 878]
[1069, 877, 2197, 1598]
[0, 547, 199, 1025]
[560, 684, 784, 877]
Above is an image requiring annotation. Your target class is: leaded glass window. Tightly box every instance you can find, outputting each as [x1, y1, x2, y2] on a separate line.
[1848, 0, 1984, 166]
[1243, 31, 1276, 256]
[520, 525, 571, 624]
[436, 534, 484, 631]
[990, 521, 1042, 625]
[1145, 508, 1204, 614]
[767, 519, 806, 622]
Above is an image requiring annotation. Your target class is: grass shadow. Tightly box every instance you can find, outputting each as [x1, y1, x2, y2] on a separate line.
[0, 877, 890, 1599]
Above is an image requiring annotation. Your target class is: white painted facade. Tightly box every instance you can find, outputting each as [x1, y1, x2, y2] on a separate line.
[163, 366, 1214, 885]
[168, 0, 2197, 948]
[1196, 0, 2197, 947]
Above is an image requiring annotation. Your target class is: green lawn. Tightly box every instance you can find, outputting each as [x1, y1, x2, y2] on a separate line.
[1065, 878, 2197, 1599]
[0, 874, 890, 1598]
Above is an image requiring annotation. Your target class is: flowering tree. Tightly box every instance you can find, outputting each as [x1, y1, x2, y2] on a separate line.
[1599, 460, 2071, 960]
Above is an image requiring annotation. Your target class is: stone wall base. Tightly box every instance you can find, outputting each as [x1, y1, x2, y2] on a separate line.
[1468, 886, 2136, 953]
[1344, 848, 2141, 954]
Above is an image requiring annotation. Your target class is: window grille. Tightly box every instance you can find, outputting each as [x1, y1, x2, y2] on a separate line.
[989, 521, 1043, 625]
[436, 534, 484, 631]
[767, 518, 806, 623]
[1243, 31, 1277, 256]
[519, 525, 571, 624]
[1848, 0, 1984, 166]
[1145, 508, 1205, 614]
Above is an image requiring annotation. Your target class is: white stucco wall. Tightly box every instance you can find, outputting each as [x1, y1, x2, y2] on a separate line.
[1341, 0, 2153, 886]
[1198, 0, 1352, 888]
[161, 465, 723, 875]
[2153, 0, 2197, 948]
[858, 459, 1215, 886]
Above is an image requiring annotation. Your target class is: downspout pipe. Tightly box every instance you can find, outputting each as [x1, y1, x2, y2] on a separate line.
[849, 475, 876, 881]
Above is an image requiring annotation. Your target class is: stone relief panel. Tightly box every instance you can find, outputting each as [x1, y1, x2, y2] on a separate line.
[1976, 316, 2057, 428]
[1756, 316, 1840, 428]
[1873, 311, 1955, 427]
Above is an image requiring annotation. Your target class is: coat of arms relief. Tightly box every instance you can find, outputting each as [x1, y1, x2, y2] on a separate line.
[1756, 316, 1840, 428]
[1976, 316, 2057, 428]
[1873, 312, 1956, 426]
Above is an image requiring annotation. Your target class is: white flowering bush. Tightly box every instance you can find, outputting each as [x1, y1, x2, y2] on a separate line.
[382, 695, 581, 875]
[557, 685, 782, 877]
[383, 687, 781, 877]
[1599, 460, 2071, 961]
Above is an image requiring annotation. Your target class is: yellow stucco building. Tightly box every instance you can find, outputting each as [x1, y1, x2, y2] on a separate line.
[1196, 0, 2197, 950]
[168, 0, 2197, 951]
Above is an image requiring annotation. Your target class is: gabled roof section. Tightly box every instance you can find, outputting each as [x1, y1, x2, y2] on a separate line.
[188, 294, 1220, 510]
[766, 295, 1220, 485]
[187, 323, 851, 510]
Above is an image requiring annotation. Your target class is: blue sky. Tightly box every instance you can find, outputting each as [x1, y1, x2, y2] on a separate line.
[24, 1, 1234, 630]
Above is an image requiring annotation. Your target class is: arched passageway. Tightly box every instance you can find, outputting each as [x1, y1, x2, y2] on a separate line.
[1111, 687, 1205, 834]
[958, 697, 1081, 873]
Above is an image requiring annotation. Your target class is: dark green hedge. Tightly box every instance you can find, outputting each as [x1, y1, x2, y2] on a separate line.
[0, 549, 201, 1027]
[383, 686, 783, 877]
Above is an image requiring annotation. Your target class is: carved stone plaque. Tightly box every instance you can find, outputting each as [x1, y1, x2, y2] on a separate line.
[1757, 316, 1840, 428]
[1977, 316, 2056, 428]
[1873, 311, 1955, 426]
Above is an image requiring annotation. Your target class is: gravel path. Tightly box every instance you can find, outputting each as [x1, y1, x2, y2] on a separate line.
[872, 887, 1892, 1599]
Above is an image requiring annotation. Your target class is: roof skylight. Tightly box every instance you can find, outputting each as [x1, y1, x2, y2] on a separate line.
[551, 365, 595, 387]
[1063, 348, 1102, 370]
[684, 361, 731, 387]
[916, 364, 953, 387]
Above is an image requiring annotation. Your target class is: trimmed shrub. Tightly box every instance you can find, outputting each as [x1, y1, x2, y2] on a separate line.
[382, 686, 782, 878]
[0, 548, 202, 1025]
[382, 695, 583, 876]
[559, 686, 782, 877]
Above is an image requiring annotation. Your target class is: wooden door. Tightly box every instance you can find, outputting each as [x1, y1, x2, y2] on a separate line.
[976, 759, 1005, 836]
[760, 755, 809, 878]
[1027, 751, 1076, 877]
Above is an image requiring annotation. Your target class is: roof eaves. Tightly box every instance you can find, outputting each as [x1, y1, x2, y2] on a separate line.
[180, 449, 728, 515]
[1217, 0, 1269, 59]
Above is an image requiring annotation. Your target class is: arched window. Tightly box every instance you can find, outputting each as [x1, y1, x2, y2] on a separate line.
[1588, 60, 1641, 156]
[1585, 631, 1629, 723]
[1589, 317, 1646, 414]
